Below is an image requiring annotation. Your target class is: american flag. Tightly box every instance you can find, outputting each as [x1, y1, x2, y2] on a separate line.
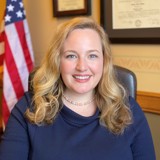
[2, 0, 34, 125]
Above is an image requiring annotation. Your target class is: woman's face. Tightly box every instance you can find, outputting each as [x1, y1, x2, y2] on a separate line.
[60, 28, 103, 95]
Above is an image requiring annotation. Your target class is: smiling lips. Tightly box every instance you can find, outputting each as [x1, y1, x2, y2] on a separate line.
[73, 75, 91, 82]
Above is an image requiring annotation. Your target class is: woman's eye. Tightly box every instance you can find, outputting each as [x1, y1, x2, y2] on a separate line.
[89, 54, 98, 59]
[66, 55, 77, 59]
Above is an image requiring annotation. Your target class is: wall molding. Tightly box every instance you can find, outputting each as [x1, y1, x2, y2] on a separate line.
[114, 57, 160, 74]
[137, 91, 160, 114]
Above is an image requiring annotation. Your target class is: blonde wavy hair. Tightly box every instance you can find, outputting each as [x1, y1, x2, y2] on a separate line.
[25, 17, 132, 134]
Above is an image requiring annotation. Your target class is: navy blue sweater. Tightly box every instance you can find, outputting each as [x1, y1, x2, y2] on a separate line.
[0, 92, 155, 160]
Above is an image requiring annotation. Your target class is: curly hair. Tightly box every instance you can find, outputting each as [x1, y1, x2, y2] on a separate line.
[25, 17, 132, 135]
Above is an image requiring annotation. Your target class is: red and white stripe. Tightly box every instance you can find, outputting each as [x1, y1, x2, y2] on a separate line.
[2, 18, 34, 124]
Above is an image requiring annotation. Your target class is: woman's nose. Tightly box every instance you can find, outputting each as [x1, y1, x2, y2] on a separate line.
[76, 58, 88, 71]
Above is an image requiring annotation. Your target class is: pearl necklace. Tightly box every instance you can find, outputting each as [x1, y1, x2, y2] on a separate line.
[62, 94, 95, 106]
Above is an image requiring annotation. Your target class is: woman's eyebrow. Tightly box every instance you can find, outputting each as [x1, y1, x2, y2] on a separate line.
[63, 50, 77, 54]
[87, 49, 102, 53]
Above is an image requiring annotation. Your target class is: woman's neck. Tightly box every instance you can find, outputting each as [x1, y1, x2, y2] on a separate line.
[62, 91, 97, 117]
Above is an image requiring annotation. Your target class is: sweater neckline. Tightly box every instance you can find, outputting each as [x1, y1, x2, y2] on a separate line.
[60, 105, 100, 127]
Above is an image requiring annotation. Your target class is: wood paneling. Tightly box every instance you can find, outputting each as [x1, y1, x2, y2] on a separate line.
[137, 91, 160, 114]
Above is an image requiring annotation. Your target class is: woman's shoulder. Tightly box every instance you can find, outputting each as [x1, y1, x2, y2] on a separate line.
[11, 91, 33, 115]
[126, 97, 155, 159]
[8, 91, 36, 132]
[128, 96, 144, 118]
[128, 96, 149, 132]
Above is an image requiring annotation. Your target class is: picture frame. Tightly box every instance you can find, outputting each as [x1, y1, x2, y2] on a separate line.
[53, 0, 91, 17]
[100, 0, 160, 43]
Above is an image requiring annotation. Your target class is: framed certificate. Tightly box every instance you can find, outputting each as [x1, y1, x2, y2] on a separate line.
[100, 0, 160, 43]
[53, 0, 91, 17]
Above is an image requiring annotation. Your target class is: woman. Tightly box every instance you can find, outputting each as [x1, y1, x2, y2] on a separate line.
[0, 17, 155, 160]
